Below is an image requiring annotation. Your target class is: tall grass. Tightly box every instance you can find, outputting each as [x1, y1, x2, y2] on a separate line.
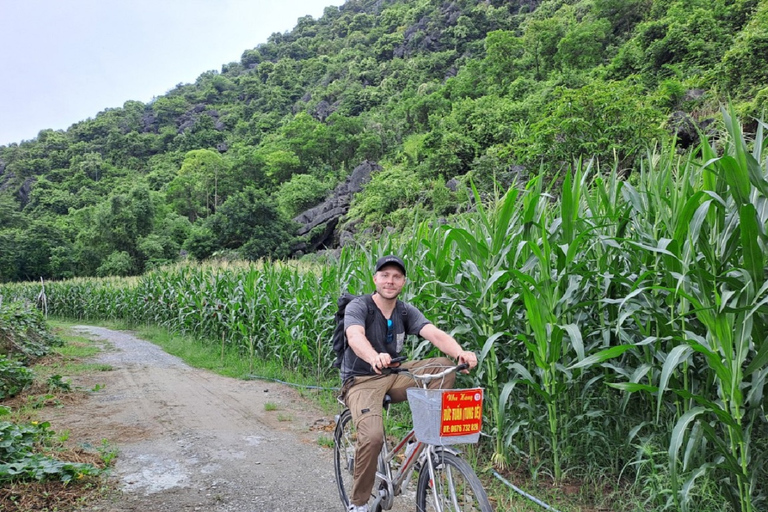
[2, 109, 766, 510]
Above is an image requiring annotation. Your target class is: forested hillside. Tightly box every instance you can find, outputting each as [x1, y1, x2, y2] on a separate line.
[1, 0, 765, 282]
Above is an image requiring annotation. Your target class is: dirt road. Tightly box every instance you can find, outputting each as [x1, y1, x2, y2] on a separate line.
[50, 326, 343, 512]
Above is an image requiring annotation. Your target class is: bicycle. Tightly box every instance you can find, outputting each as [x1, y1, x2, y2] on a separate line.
[334, 361, 493, 512]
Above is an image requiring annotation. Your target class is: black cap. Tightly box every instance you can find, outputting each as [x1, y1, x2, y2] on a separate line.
[374, 255, 406, 276]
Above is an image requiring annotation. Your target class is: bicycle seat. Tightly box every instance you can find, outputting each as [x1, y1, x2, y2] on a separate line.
[383, 394, 392, 408]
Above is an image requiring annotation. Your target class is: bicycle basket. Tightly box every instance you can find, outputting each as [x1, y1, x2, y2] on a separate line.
[406, 387, 483, 445]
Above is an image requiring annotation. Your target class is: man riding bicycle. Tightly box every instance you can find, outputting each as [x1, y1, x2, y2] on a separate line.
[339, 255, 478, 512]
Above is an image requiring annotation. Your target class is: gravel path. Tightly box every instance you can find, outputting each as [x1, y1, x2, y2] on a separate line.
[50, 326, 344, 512]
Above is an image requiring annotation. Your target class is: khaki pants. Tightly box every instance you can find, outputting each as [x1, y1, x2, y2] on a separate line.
[342, 357, 455, 506]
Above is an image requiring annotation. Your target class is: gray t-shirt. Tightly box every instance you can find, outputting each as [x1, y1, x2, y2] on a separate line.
[341, 294, 430, 381]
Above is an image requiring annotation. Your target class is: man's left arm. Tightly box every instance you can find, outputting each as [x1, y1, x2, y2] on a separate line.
[418, 324, 478, 369]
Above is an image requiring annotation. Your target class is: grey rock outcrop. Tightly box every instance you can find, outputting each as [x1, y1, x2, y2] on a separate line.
[668, 110, 715, 150]
[292, 160, 381, 254]
[18, 177, 35, 206]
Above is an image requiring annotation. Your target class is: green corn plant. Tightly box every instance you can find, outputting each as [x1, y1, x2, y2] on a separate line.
[574, 108, 768, 510]
[400, 181, 524, 469]
[510, 164, 603, 482]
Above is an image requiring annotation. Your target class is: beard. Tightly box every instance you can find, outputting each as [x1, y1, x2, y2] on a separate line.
[375, 286, 401, 300]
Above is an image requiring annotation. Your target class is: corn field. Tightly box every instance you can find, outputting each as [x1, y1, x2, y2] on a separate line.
[2, 108, 767, 511]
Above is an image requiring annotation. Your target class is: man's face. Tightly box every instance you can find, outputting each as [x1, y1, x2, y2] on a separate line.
[373, 264, 406, 300]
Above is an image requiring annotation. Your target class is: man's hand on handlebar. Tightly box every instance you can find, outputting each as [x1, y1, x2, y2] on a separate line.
[456, 350, 478, 373]
[370, 353, 406, 374]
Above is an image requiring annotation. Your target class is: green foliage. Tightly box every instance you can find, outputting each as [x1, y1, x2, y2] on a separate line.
[0, 300, 98, 485]
[203, 187, 298, 260]
[0, 0, 766, 289]
[345, 165, 423, 231]
[96, 251, 134, 277]
[0, 357, 34, 399]
[3, 109, 768, 509]
[0, 299, 62, 361]
[0, 421, 101, 483]
[167, 149, 232, 222]
[276, 174, 331, 218]
[512, 79, 665, 172]
[721, 2, 768, 97]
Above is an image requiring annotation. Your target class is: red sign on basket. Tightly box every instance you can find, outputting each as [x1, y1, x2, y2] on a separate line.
[440, 388, 483, 437]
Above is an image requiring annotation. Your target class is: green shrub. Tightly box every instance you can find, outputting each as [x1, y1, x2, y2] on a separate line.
[0, 299, 62, 361]
[0, 356, 34, 399]
[0, 421, 101, 483]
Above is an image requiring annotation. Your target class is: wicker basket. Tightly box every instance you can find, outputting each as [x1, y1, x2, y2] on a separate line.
[406, 388, 483, 445]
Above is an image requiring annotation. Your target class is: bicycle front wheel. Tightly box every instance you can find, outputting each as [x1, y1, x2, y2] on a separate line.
[415, 450, 493, 512]
[334, 408, 356, 507]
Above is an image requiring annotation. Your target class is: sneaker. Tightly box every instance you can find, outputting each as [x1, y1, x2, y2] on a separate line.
[347, 503, 369, 512]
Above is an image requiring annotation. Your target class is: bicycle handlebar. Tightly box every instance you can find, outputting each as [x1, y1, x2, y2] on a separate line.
[382, 361, 469, 383]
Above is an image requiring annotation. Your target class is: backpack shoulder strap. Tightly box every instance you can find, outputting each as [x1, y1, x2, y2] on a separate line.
[362, 293, 375, 317]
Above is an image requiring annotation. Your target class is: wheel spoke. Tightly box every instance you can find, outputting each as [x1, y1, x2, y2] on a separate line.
[334, 409, 356, 507]
[416, 451, 493, 512]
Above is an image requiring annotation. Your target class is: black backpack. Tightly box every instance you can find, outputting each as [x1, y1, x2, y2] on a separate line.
[332, 293, 407, 369]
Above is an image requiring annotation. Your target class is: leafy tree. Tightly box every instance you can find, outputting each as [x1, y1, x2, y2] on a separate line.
[181, 187, 298, 261]
[276, 174, 331, 218]
[24, 177, 76, 216]
[262, 147, 302, 185]
[96, 251, 134, 277]
[593, 0, 652, 36]
[167, 149, 231, 221]
[346, 164, 422, 231]
[281, 112, 330, 168]
[183, 223, 218, 261]
[137, 234, 173, 268]
[521, 15, 567, 79]
[0, 194, 23, 228]
[12, 219, 71, 280]
[512, 79, 665, 173]
[483, 30, 525, 90]
[421, 125, 479, 178]
[555, 18, 611, 70]
[721, 3, 768, 97]
[0, 229, 20, 282]
[151, 95, 189, 125]
[91, 185, 155, 273]
[227, 144, 268, 189]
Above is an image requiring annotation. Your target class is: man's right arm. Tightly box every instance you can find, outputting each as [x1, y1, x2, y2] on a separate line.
[346, 325, 392, 374]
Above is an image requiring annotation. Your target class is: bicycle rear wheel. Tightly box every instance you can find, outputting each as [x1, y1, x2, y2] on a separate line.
[415, 450, 493, 512]
[334, 408, 356, 507]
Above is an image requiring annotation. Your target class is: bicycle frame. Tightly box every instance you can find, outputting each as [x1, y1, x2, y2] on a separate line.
[372, 364, 468, 511]
[377, 428, 420, 493]
[374, 410, 465, 511]
[336, 361, 488, 512]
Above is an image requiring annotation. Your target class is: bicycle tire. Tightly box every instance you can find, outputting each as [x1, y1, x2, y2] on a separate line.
[334, 408, 356, 507]
[415, 450, 493, 512]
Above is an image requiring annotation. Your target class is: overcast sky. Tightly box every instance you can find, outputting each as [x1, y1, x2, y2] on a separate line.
[0, 0, 344, 146]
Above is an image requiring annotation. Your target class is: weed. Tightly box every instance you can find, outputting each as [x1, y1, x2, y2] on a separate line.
[46, 374, 71, 391]
[317, 435, 334, 448]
